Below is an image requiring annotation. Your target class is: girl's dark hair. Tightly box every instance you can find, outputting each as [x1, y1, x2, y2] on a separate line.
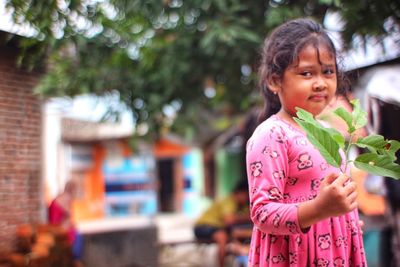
[258, 17, 348, 123]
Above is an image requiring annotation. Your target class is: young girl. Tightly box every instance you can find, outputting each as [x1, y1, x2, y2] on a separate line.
[246, 18, 366, 266]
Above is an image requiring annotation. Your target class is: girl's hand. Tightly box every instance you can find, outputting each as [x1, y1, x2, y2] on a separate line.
[298, 172, 358, 229]
[314, 172, 358, 218]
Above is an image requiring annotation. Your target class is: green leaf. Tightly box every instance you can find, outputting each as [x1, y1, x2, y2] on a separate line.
[351, 99, 367, 129]
[324, 127, 346, 149]
[333, 107, 355, 134]
[294, 118, 342, 168]
[354, 153, 400, 179]
[356, 136, 400, 161]
[356, 135, 388, 154]
[388, 140, 400, 160]
[297, 107, 345, 148]
[296, 108, 320, 127]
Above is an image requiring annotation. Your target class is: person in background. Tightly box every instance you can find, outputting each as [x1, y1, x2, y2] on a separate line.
[194, 180, 251, 267]
[48, 180, 83, 266]
[246, 18, 366, 266]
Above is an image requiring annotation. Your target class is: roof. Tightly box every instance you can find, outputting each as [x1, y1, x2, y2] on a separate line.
[153, 138, 189, 158]
[61, 118, 133, 142]
[365, 65, 400, 105]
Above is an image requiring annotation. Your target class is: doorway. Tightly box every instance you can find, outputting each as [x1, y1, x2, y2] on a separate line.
[157, 158, 174, 212]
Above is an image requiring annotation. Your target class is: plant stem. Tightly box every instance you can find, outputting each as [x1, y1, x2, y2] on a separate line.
[343, 135, 356, 175]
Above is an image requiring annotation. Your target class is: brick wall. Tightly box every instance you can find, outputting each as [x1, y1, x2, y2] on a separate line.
[0, 41, 43, 253]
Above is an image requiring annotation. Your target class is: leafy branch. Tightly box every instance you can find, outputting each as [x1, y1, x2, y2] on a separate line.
[294, 99, 400, 179]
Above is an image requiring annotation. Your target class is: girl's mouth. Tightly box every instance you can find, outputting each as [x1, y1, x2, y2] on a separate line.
[309, 94, 327, 101]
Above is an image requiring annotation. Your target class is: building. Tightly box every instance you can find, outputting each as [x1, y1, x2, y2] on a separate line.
[0, 30, 44, 253]
[43, 113, 206, 221]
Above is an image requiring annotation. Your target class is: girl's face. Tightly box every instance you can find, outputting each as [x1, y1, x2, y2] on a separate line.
[273, 44, 337, 118]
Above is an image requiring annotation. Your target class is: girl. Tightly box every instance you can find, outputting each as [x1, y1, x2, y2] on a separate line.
[246, 18, 366, 266]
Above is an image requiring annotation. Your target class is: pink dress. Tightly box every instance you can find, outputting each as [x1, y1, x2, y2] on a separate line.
[246, 115, 366, 267]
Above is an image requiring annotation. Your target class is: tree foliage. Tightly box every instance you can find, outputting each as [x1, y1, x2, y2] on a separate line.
[4, 0, 400, 142]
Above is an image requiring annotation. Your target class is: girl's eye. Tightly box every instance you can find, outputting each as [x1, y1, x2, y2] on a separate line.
[300, 71, 312, 77]
[324, 68, 335, 75]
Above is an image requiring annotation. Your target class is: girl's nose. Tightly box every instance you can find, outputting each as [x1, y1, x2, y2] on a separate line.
[313, 75, 327, 91]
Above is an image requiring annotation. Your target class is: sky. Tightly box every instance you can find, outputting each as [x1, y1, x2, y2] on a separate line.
[0, 0, 36, 36]
[324, 12, 400, 71]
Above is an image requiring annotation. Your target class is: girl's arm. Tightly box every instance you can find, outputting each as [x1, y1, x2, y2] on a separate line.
[298, 172, 358, 229]
[247, 126, 303, 235]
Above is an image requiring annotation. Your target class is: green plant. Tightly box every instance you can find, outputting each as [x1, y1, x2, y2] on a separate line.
[294, 99, 400, 179]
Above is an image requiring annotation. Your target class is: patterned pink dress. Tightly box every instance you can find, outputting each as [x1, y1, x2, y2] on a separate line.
[246, 115, 366, 267]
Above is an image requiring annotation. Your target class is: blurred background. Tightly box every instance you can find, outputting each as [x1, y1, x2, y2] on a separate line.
[0, 0, 399, 266]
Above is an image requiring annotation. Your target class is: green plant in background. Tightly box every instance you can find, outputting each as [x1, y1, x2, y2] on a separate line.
[294, 99, 400, 179]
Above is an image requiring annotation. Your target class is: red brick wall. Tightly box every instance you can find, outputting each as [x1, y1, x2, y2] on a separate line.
[0, 43, 43, 253]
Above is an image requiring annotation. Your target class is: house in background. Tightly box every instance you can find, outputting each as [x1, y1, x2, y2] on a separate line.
[43, 104, 206, 222]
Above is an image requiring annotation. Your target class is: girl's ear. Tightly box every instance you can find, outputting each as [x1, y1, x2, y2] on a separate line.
[267, 74, 281, 95]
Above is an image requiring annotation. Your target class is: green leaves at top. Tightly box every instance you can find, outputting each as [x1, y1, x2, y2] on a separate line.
[294, 108, 342, 168]
[297, 107, 345, 148]
[332, 99, 366, 134]
[350, 99, 368, 130]
[333, 107, 355, 133]
[295, 102, 400, 180]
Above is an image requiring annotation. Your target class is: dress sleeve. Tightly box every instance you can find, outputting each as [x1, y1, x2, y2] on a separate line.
[246, 123, 303, 235]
